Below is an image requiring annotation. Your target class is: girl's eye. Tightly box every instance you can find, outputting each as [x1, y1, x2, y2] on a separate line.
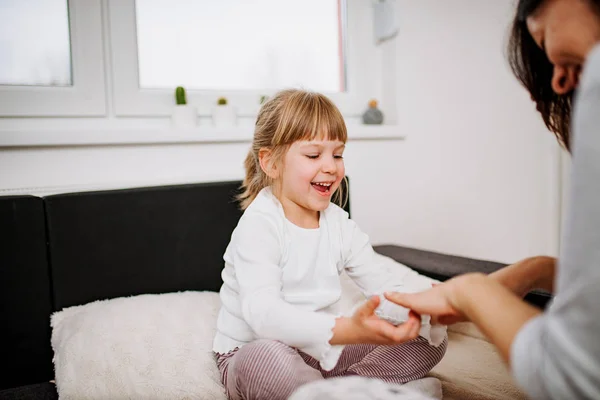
[306, 155, 319, 159]
[334, 155, 344, 159]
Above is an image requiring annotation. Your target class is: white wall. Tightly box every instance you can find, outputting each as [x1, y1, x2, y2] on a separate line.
[360, 0, 561, 262]
[0, 0, 562, 264]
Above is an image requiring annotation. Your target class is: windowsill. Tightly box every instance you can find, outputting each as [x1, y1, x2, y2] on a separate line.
[0, 125, 405, 148]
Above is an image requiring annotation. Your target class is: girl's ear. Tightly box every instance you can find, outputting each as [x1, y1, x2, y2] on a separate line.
[259, 148, 278, 179]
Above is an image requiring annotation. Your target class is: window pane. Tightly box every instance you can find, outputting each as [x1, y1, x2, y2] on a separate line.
[0, 0, 72, 86]
[135, 0, 344, 92]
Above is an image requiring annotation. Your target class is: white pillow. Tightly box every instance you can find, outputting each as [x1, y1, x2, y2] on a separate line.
[51, 291, 227, 400]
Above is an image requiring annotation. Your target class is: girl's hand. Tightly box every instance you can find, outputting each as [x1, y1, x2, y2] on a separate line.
[330, 296, 422, 345]
[384, 275, 472, 325]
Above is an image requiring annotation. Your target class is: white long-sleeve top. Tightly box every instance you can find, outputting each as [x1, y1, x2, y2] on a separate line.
[213, 187, 446, 370]
[510, 45, 600, 399]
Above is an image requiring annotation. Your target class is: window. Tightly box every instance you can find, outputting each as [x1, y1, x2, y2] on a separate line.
[109, 0, 383, 117]
[0, 0, 72, 87]
[135, 0, 345, 93]
[0, 0, 386, 120]
[0, 0, 105, 116]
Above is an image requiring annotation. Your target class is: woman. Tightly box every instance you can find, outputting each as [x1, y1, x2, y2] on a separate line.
[385, 0, 600, 399]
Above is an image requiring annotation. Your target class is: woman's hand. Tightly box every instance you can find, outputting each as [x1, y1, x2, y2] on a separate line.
[330, 296, 422, 345]
[385, 272, 541, 362]
[384, 274, 476, 325]
[383, 256, 555, 326]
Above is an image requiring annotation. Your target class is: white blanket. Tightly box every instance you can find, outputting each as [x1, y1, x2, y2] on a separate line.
[289, 376, 442, 400]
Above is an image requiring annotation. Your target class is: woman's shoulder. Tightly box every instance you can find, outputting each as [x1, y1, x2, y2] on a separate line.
[581, 44, 600, 89]
[574, 43, 600, 151]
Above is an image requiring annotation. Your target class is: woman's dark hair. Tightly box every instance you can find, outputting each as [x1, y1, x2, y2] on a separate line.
[508, 0, 600, 151]
[508, 0, 600, 150]
[507, 0, 573, 150]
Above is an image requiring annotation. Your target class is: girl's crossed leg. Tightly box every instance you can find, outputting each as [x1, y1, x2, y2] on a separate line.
[216, 337, 447, 400]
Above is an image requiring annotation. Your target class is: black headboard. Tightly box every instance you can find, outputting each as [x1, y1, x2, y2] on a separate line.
[44, 181, 245, 310]
[0, 196, 54, 390]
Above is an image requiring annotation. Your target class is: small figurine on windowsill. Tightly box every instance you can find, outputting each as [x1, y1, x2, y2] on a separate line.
[362, 99, 384, 125]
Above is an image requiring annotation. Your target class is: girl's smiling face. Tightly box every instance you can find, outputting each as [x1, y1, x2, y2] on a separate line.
[275, 138, 345, 227]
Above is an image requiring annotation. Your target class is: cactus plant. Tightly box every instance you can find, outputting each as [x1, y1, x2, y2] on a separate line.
[217, 97, 228, 106]
[259, 95, 268, 104]
[175, 86, 187, 105]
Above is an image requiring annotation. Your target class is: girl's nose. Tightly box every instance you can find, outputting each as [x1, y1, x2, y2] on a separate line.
[322, 156, 337, 174]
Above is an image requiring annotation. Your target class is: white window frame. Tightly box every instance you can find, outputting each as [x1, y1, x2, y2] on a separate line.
[0, 0, 106, 117]
[108, 0, 385, 118]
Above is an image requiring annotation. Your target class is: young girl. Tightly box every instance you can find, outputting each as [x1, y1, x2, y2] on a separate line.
[213, 89, 447, 400]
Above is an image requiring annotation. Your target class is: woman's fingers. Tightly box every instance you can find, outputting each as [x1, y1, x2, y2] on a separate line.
[385, 289, 448, 315]
[384, 291, 418, 309]
[384, 286, 464, 325]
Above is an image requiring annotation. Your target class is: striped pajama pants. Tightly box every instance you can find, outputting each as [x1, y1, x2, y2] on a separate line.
[215, 336, 447, 400]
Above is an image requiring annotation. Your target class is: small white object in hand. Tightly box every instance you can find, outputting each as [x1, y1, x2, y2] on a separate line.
[375, 309, 404, 326]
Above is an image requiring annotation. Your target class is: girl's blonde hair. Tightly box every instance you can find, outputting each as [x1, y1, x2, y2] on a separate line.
[238, 89, 348, 210]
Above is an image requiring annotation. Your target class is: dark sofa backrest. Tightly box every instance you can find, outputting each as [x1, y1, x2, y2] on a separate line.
[1, 181, 245, 390]
[0, 196, 54, 390]
[44, 181, 245, 310]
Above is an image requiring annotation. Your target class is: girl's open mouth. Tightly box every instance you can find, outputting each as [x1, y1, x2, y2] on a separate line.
[311, 182, 332, 195]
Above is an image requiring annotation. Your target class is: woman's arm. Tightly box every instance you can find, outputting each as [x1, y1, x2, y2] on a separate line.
[452, 274, 542, 361]
[385, 273, 541, 361]
[423, 256, 555, 327]
[490, 256, 556, 296]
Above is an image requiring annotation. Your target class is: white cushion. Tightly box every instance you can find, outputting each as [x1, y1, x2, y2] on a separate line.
[51, 291, 227, 400]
